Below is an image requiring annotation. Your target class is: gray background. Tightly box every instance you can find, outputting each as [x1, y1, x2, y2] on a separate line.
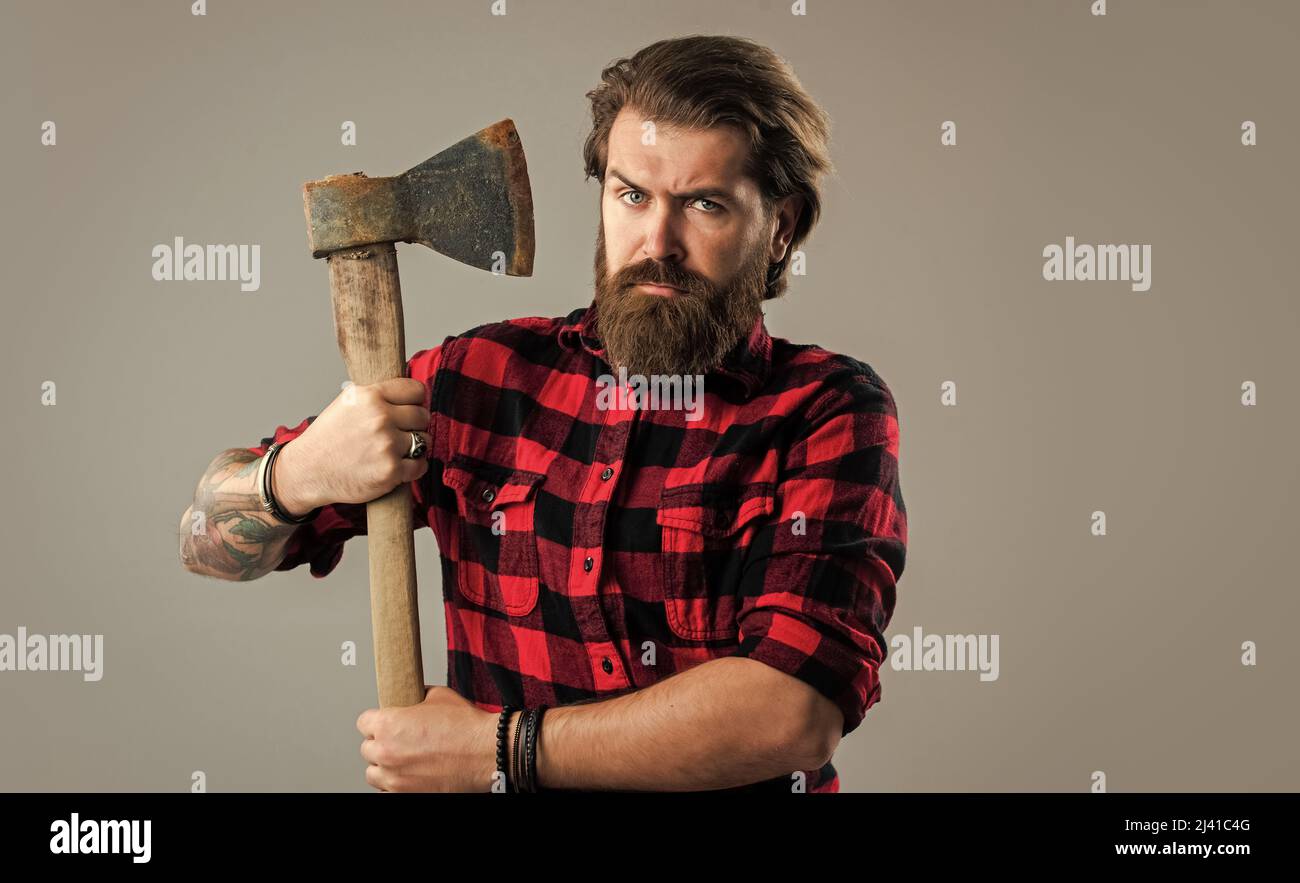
[2, 0, 1297, 791]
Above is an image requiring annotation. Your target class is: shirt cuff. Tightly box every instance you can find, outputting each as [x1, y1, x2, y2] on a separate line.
[270, 503, 365, 579]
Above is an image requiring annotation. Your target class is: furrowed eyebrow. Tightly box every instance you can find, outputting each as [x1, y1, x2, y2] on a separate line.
[607, 168, 736, 202]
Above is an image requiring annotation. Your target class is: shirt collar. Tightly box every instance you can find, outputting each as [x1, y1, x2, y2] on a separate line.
[558, 301, 772, 401]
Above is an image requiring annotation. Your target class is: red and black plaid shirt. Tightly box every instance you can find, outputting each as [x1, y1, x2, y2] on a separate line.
[249, 303, 907, 793]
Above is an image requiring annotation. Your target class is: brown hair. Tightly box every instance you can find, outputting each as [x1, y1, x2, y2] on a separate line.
[582, 35, 833, 300]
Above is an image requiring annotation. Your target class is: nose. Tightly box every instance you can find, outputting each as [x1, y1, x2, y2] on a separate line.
[641, 202, 684, 264]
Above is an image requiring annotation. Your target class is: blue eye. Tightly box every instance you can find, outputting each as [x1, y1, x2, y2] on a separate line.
[618, 191, 723, 213]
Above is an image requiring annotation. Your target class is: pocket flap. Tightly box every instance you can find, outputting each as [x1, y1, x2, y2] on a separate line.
[656, 482, 776, 537]
[443, 454, 545, 511]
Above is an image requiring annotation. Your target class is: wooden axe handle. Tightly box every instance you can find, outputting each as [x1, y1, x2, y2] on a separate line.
[327, 243, 425, 708]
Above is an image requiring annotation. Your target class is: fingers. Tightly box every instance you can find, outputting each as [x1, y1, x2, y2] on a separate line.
[398, 456, 430, 484]
[373, 377, 427, 406]
[390, 428, 432, 461]
[365, 763, 392, 792]
[406, 459, 431, 484]
[386, 402, 432, 432]
[359, 737, 383, 766]
[385, 431, 431, 486]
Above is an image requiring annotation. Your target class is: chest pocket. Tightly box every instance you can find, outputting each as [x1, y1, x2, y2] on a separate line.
[443, 453, 545, 617]
[656, 482, 776, 642]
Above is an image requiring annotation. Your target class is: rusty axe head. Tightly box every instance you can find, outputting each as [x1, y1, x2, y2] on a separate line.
[302, 119, 534, 275]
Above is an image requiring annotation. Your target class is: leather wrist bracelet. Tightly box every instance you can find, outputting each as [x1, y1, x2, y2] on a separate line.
[258, 441, 320, 525]
[524, 706, 546, 793]
[520, 709, 536, 793]
[510, 709, 526, 794]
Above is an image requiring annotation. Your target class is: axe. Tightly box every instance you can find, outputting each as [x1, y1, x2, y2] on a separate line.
[301, 119, 535, 708]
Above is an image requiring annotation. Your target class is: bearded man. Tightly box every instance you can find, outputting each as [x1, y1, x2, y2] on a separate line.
[180, 34, 907, 794]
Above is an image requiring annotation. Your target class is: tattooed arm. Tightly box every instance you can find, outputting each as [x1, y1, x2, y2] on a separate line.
[178, 445, 316, 581]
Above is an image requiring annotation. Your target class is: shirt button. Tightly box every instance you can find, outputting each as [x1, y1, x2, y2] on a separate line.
[600, 466, 613, 481]
[601, 657, 614, 674]
[583, 556, 594, 572]
[481, 488, 495, 503]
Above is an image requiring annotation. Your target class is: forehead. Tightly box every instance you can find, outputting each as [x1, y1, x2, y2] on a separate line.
[605, 105, 755, 195]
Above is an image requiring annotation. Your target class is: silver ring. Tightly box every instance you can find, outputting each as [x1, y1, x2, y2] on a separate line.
[405, 431, 427, 460]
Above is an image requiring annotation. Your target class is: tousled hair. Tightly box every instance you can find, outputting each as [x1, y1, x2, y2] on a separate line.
[583, 35, 833, 300]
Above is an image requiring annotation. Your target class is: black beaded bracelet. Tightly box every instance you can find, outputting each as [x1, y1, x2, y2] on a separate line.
[495, 706, 515, 791]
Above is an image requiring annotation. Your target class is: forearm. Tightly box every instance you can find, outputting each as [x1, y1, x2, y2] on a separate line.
[178, 445, 314, 581]
[533, 656, 832, 791]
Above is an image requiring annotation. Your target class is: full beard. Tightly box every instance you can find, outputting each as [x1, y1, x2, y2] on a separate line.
[591, 224, 769, 378]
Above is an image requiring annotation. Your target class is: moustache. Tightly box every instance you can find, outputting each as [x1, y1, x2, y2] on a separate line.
[613, 260, 706, 296]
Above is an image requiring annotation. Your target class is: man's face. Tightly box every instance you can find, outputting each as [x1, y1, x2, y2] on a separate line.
[592, 106, 795, 377]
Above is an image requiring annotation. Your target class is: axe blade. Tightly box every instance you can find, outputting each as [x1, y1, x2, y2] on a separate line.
[303, 119, 535, 276]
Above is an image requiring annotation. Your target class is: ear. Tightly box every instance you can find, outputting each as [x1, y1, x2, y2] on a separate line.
[768, 195, 805, 263]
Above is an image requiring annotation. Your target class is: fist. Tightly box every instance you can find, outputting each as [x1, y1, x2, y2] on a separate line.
[275, 377, 431, 512]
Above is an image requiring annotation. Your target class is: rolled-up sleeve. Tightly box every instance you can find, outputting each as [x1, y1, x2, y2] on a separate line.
[244, 342, 445, 579]
[731, 370, 907, 738]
